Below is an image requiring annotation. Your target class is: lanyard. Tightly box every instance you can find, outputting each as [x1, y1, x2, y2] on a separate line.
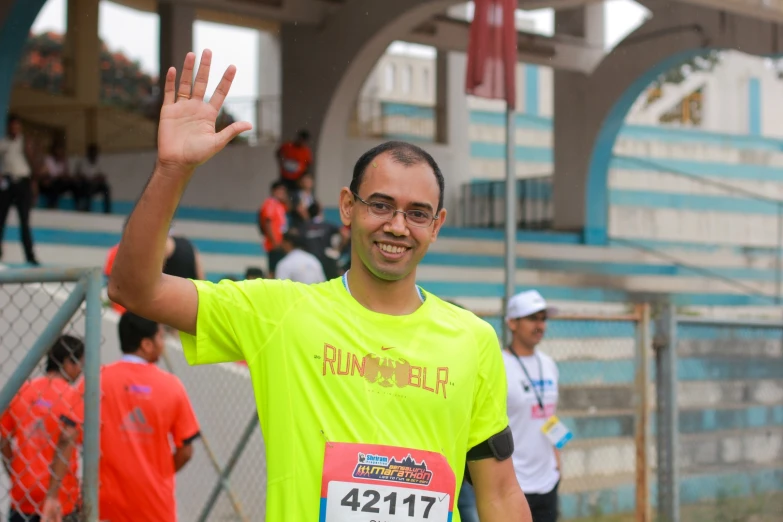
[508, 348, 545, 410]
[342, 270, 426, 303]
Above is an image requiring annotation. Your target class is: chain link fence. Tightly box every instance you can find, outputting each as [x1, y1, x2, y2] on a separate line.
[0, 268, 103, 522]
[656, 307, 783, 522]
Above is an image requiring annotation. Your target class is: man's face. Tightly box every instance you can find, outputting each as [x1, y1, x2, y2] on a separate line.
[339, 152, 446, 282]
[8, 120, 21, 137]
[141, 325, 166, 363]
[299, 174, 314, 191]
[508, 311, 547, 350]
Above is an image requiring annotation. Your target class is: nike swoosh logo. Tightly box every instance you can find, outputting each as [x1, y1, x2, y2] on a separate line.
[381, 346, 394, 351]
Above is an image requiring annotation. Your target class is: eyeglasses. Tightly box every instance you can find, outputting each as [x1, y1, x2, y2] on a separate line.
[353, 193, 437, 228]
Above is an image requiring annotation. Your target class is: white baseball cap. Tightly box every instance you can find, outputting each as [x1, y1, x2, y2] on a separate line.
[505, 290, 557, 320]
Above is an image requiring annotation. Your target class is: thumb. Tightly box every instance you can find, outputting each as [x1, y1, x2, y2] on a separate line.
[215, 121, 253, 149]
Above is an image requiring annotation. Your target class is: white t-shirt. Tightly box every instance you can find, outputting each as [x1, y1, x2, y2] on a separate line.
[0, 136, 31, 178]
[275, 248, 326, 284]
[502, 349, 560, 494]
[44, 156, 67, 177]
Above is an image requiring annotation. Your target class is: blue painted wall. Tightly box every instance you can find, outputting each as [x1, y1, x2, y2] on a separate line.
[524, 65, 539, 116]
[748, 77, 762, 136]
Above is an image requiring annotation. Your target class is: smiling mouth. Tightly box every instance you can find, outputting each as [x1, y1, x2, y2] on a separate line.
[376, 242, 411, 255]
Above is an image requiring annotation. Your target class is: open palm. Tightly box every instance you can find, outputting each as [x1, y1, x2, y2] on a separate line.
[157, 50, 253, 173]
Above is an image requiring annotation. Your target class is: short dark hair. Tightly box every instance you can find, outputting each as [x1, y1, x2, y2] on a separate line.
[350, 141, 445, 211]
[118, 312, 159, 354]
[245, 266, 266, 279]
[46, 335, 85, 373]
[283, 228, 305, 249]
[271, 180, 286, 192]
[296, 129, 311, 141]
[308, 201, 321, 220]
[6, 113, 20, 133]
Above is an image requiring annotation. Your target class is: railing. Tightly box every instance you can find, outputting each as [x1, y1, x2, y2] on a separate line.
[460, 175, 553, 230]
[350, 97, 442, 143]
[613, 154, 783, 304]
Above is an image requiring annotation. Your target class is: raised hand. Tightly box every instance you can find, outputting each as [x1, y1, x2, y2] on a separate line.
[157, 49, 253, 176]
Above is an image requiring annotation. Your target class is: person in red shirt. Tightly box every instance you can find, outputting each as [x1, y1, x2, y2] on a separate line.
[1, 335, 84, 522]
[276, 129, 312, 193]
[258, 180, 289, 277]
[46, 313, 200, 522]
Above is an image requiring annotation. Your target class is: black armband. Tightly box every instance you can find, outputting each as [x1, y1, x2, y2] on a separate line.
[463, 426, 515, 485]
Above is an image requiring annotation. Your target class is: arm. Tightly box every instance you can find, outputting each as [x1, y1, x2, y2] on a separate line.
[468, 458, 532, 522]
[41, 425, 79, 522]
[0, 435, 11, 476]
[555, 448, 561, 473]
[107, 50, 251, 334]
[173, 442, 194, 472]
[261, 218, 279, 250]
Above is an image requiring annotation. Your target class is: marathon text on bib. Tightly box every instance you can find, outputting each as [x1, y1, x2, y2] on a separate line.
[320, 442, 456, 522]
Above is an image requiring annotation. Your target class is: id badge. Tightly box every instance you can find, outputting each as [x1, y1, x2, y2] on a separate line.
[541, 415, 572, 449]
[320, 442, 456, 522]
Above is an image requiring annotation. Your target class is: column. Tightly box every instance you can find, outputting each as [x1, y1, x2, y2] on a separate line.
[435, 50, 449, 144]
[62, 0, 101, 147]
[551, 4, 606, 240]
[257, 30, 282, 140]
[158, 0, 195, 103]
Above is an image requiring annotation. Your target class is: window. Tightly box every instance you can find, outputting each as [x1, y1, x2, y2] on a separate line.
[401, 65, 412, 94]
[384, 64, 396, 92]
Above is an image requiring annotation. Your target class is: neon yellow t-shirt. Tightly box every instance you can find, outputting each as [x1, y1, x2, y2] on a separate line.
[180, 277, 509, 522]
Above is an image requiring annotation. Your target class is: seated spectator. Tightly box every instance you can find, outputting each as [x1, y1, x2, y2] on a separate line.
[74, 143, 111, 213]
[275, 228, 326, 284]
[245, 267, 266, 280]
[39, 142, 77, 209]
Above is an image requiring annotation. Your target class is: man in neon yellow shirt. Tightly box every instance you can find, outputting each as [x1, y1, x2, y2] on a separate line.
[108, 49, 532, 522]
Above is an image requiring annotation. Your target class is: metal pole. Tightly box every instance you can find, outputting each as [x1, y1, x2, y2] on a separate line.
[0, 280, 86, 413]
[82, 269, 103, 522]
[502, 106, 517, 347]
[776, 203, 782, 305]
[196, 411, 260, 522]
[160, 352, 249, 522]
[634, 304, 652, 522]
[656, 303, 680, 522]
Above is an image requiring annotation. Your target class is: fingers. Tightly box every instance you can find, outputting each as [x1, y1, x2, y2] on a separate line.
[216, 121, 254, 148]
[177, 52, 197, 100]
[208, 65, 237, 112]
[191, 49, 212, 100]
[162, 67, 177, 106]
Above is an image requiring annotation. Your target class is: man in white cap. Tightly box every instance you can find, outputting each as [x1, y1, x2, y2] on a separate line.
[503, 290, 568, 522]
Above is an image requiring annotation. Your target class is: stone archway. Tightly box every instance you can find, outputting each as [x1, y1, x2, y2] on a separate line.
[552, 2, 783, 244]
[280, 0, 459, 205]
[0, 0, 48, 137]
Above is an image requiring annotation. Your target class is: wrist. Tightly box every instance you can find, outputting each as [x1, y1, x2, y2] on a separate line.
[155, 159, 195, 182]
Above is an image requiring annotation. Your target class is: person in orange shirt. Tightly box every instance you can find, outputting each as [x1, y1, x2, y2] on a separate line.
[276, 129, 312, 193]
[45, 313, 200, 522]
[1, 335, 84, 522]
[258, 180, 289, 277]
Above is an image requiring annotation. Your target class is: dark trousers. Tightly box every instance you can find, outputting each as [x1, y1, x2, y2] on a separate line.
[0, 175, 36, 262]
[525, 481, 559, 522]
[77, 176, 111, 213]
[9, 510, 80, 522]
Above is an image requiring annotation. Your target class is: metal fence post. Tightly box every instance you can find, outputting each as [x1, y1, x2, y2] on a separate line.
[82, 268, 103, 522]
[634, 303, 652, 522]
[655, 302, 680, 522]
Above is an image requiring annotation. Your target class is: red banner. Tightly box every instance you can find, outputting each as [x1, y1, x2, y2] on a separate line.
[465, 0, 518, 110]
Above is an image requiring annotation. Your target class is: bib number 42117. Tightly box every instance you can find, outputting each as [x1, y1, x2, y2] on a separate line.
[320, 442, 456, 522]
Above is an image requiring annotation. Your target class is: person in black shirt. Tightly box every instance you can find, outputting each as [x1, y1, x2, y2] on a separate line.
[163, 234, 205, 280]
[301, 202, 348, 280]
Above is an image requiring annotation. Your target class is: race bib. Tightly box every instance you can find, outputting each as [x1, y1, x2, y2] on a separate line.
[283, 158, 302, 173]
[320, 442, 456, 522]
[541, 415, 572, 449]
